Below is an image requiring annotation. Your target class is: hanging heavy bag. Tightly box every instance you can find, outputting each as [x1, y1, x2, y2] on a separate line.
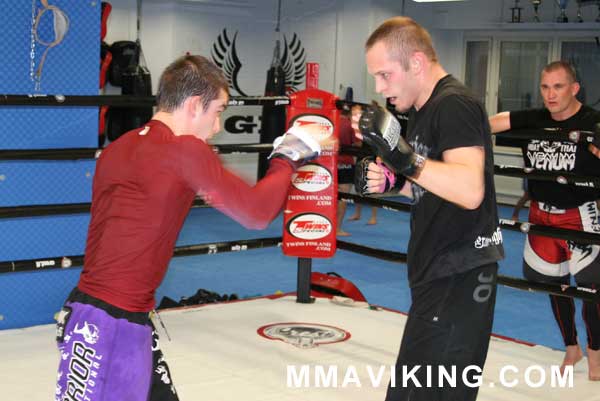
[257, 61, 286, 179]
[106, 40, 153, 142]
[107, 40, 138, 87]
[120, 60, 152, 131]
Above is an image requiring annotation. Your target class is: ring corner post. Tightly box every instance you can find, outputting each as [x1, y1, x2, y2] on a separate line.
[296, 257, 314, 304]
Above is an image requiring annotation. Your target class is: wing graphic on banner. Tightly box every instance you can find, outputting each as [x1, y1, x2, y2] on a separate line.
[211, 29, 247, 96]
[281, 33, 306, 94]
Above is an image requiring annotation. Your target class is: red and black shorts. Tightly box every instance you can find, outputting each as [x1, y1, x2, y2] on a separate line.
[524, 200, 600, 279]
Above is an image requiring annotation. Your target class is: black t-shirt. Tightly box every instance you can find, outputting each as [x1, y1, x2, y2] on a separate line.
[510, 106, 600, 209]
[406, 75, 504, 288]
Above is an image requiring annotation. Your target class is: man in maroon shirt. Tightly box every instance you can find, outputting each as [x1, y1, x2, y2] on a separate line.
[54, 55, 321, 401]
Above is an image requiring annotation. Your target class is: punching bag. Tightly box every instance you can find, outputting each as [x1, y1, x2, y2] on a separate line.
[121, 45, 153, 130]
[257, 42, 287, 179]
[106, 40, 153, 142]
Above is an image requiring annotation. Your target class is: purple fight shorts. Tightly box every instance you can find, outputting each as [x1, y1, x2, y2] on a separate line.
[55, 288, 178, 401]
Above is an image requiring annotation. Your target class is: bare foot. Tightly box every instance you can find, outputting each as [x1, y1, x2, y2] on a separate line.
[588, 347, 600, 381]
[560, 345, 583, 374]
[336, 230, 351, 237]
[367, 218, 377, 225]
[347, 215, 360, 221]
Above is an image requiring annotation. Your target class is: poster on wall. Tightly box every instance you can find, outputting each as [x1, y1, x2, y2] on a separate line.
[208, 27, 309, 182]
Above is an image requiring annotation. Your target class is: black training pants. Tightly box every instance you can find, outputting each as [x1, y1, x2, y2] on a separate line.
[385, 263, 498, 401]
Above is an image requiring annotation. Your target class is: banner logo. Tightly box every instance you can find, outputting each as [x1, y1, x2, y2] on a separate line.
[290, 114, 334, 144]
[287, 213, 332, 240]
[211, 29, 306, 96]
[258, 322, 350, 349]
[292, 164, 332, 193]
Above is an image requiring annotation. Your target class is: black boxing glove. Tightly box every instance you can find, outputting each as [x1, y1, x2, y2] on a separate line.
[269, 125, 321, 169]
[354, 157, 406, 195]
[359, 102, 425, 178]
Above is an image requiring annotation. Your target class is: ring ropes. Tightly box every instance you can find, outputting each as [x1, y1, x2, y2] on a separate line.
[1, 97, 599, 303]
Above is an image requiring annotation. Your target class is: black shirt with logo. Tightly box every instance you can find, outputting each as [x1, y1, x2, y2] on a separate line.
[406, 75, 504, 288]
[510, 106, 600, 209]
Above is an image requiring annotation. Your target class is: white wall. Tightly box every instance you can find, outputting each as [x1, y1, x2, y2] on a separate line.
[103, 0, 599, 195]
[105, 0, 397, 101]
[105, 0, 599, 99]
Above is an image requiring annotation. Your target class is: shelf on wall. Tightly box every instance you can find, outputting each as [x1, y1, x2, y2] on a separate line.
[497, 21, 600, 30]
[436, 21, 600, 31]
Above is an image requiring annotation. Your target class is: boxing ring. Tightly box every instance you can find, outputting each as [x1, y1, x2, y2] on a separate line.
[1, 93, 600, 400]
[1, 294, 599, 401]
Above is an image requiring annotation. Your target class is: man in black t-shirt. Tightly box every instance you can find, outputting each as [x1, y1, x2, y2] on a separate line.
[355, 17, 504, 401]
[490, 60, 600, 380]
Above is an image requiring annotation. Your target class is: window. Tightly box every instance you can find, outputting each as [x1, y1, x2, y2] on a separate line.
[497, 41, 549, 112]
[561, 41, 600, 110]
[464, 33, 599, 115]
[464, 41, 489, 106]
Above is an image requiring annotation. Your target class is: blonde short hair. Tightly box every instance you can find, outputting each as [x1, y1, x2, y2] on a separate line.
[542, 61, 577, 83]
[366, 16, 438, 70]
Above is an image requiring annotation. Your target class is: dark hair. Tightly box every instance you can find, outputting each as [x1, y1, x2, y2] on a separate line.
[156, 55, 229, 112]
[542, 60, 577, 83]
[366, 16, 437, 70]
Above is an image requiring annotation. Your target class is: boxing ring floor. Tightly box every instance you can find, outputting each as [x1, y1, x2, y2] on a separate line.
[1, 294, 598, 401]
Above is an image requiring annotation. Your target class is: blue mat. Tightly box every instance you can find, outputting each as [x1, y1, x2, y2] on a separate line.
[156, 204, 588, 351]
